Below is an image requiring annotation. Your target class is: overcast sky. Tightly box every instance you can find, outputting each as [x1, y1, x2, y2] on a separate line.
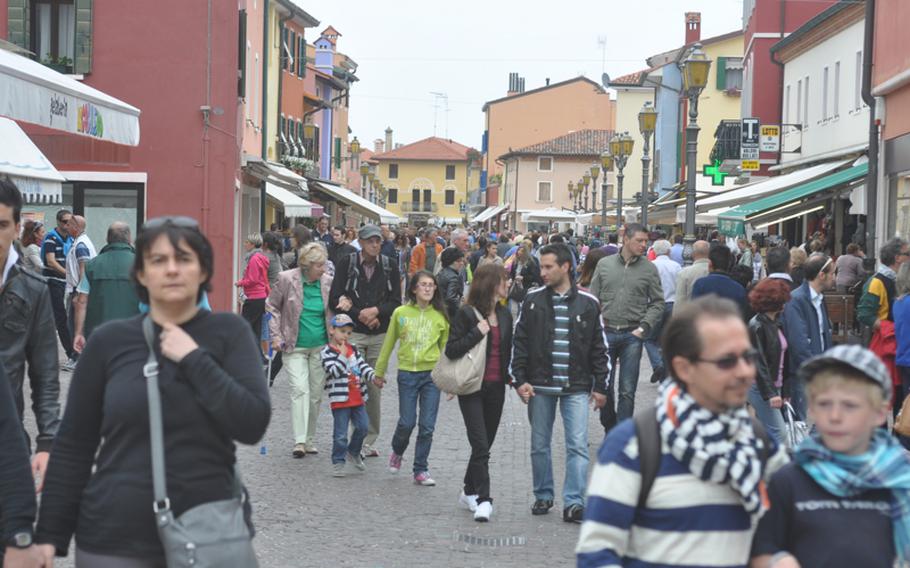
[307, 0, 745, 152]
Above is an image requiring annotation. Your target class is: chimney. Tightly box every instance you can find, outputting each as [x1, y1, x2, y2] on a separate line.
[385, 127, 393, 149]
[685, 12, 701, 45]
[507, 72, 518, 96]
[545, 77, 550, 86]
[374, 138, 385, 153]
[519, 77, 525, 93]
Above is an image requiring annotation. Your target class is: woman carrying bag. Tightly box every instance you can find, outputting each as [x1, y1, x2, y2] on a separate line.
[445, 264, 513, 523]
[36, 217, 271, 567]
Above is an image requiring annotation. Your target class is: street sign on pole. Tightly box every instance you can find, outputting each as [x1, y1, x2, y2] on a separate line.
[741, 117, 761, 172]
[760, 125, 780, 152]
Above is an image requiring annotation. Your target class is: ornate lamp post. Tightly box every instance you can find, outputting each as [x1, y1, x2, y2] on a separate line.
[359, 163, 370, 199]
[582, 172, 591, 211]
[589, 164, 600, 213]
[568, 180, 576, 210]
[578, 178, 586, 211]
[680, 43, 712, 264]
[609, 132, 634, 230]
[600, 150, 614, 230]
[638, 101, 658, 229]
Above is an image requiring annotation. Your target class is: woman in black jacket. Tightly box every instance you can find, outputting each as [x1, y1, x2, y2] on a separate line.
[445, 263, 512, 523]
[36, 217, 270, 567]
[746, 277, 791, 446]
[437, 247, 465, 320]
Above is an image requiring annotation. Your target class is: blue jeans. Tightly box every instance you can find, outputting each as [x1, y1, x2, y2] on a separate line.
[391, 370, 441, 474]
[644, 303, 673, 373]
[789, 374, 809, 421]
[528, 392, 589, 508]
[747, 383, 787, 445]
[605, 330, 644, 421]
[332, 405, 368, 464]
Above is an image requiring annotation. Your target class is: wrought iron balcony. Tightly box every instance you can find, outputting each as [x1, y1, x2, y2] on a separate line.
[400, 202, 438, 213]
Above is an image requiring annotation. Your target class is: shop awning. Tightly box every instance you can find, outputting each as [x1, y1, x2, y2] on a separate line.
[471, 203, 509, 224]
[0, 116, 65, 204]
[441, 217, 463, 225]
[521, 208, 581, 222]
[310, 180, 401, 224]
[265, 183, 323, 218]
[246, 160, 309, 192]
[717, 163, 868, 236]
[0, 48, 140, 145]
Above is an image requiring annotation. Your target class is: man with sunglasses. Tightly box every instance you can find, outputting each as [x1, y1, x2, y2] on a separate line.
[782, 253, 835, 419]
[577, 296, 788, 568]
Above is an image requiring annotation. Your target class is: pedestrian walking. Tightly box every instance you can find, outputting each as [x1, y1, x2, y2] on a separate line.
[329, 224, 402, 457]
[507, 240, 542, 319]
[446, 263, 513, 522]
[893, 262, 910, 448]
[589, 223, 663, 429]
[672, 239, 710, 312]
[327, 225, 356, 267]
[477, 240, 503, 268]
[835, 242, 865, 292]
[576, 296, 788, 568]
[313, 215, 333, 248]
[72, 222, 140, 353]
[645, 239, 681, 384]
[235, 233, 271, 342]
[286, 224, 313, 270]
[747, 278, 791, 444]
[321, 314, 378, 478]
[42, 208, 76, 370]
[0, 180, 60, 500]
[782, 253, 835, 419]
[751, 241, 765, 282]
[669, 234, 684, 265]
[374, 270, 449, 486]
[437, 247, 465, 320]
[511, 243, 610, 523]
[267, 242, 332, 458]
[576, 247, 606, 291]
[789, 247, 808, 288]
[409, 228, 442, 276]
[35, 216, 270, 566]
[751, 345, 910, 568]
[18, 219, 44, 272]
[766, 245, 796, 290]
[691, 244, 747, 314]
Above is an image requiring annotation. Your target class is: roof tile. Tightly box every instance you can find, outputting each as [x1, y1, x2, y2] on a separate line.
[371, 137, 477, 161]
[503, 129, 614, 159]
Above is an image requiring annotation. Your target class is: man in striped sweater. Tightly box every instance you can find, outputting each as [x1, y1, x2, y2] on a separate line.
[576, 296, 789, 568]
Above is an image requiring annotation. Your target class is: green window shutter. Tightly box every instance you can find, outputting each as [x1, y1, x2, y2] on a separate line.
[716, 56, 727, 90]
[301, 40, 306, 76]
[7, 0, 30, 51]
[74, 0, 93, 74]
[334, 137, 341, 169]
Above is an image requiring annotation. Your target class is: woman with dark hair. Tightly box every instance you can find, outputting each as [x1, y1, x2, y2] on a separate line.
[477, 240, 502, 268]
[374, 270, 449, 487]
[578, 247, 607, 290]
[437, 247, 466, 319]
[35, 216, 270, 567]
[747, 277, 792, 445]
[445, 264, 513, 522]
[287, 224, 312, 269]
[507, 240, 541, 318]
[19, 219, 45, 272]
[394, 231, 412, 298]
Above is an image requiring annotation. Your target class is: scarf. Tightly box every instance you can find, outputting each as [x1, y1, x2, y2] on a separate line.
[796, 430, 910, 562]
[656, 382, 788, 518]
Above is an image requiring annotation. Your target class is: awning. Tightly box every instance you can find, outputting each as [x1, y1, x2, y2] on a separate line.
[265, 182, 323, 218]
[717, 163, 868, 236]
[442, 217, 463, 225]
[310, 180, 400, 224]
[0, 48, 140, 145]
[246, 160, 309, 192]
[521, 208, 581, 222]
[0, 116, 65, 204]
[471, 203, 509, 224]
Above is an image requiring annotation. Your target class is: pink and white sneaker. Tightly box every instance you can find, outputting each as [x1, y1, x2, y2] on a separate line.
[414, 471, 436, 486]
[388, 452, 403, 473]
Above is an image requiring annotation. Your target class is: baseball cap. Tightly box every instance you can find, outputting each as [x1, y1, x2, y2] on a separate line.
[358, 225, 382, 240]
[798, 344, 893, 400]
[330, 314, 355, 328]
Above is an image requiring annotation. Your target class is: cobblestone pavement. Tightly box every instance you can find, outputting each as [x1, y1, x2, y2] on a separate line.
[28, 346, 659, 568]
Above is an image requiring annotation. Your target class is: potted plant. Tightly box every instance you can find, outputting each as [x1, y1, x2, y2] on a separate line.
[41, 55, 73, 74]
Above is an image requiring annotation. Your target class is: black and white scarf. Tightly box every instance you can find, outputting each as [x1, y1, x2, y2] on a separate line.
[656, 382, 788, 518]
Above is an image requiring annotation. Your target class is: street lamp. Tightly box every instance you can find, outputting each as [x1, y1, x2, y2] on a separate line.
[582, 172, 591, 211]
[359, 163, 370, 199]
[578, 178, 586, 211]
[350, 136, 361, 155]
[638, 101, 658, 229]
[600, 150, 614, 230]
[589, 164, 600, 213]
[609, 131, 634, 231]
[680, 42, 712, 264]
[568, 180, 576, 210]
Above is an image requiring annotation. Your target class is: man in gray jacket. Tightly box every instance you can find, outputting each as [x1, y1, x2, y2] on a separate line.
[673, 240, 711, 312]
[589, 223, 664, 429]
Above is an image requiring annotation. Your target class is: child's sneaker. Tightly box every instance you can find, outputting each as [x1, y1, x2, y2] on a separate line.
[332, 463, 346, 478]
[414, 471, 436, 486]
[348, 452, 366, 471]
[459, 491, 478, 512]
[388, 452, 403, 473]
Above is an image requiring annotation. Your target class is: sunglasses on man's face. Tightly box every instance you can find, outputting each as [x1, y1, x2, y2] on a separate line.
[141, 216, 200, 231]
[694, 348, 759, 370]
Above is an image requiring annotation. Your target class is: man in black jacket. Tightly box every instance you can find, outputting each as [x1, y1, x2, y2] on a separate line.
[510, 244, 610, 524]
[330, 224, 401, 457]
[0, 180, 60, 495]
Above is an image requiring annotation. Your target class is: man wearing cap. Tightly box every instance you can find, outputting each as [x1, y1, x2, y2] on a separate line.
[751, 344, 910, 568]
[329, 224, 401, 457]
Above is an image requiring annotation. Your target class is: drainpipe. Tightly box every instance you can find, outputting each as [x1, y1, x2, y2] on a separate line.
[201, 0, 213, 233]
[260, 0, 270, 232]
[770, 0, 787, 168]
[861, 0, 878, 267]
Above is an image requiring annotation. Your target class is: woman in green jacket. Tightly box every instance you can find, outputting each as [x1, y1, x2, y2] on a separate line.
[375, 270, 449, 486]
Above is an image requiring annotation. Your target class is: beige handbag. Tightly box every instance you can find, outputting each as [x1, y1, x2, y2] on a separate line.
[431, 307, 487, 396]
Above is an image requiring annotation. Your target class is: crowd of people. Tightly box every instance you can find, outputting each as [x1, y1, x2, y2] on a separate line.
[1, 173, 909, 567]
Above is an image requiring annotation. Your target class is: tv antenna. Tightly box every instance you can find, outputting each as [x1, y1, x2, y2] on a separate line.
[430, 91, 449, 137]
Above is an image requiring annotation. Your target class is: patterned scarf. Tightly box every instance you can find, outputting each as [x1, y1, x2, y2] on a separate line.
[656, 382, 789, 518]
[797, 430, 910, 562]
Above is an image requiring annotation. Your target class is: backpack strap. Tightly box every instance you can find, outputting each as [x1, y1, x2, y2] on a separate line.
[633, 408, 661, 510]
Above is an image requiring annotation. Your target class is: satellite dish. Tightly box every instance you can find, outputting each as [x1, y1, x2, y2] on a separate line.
[602, 72, 611, 87]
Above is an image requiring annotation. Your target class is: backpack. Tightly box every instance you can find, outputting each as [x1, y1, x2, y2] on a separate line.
[633, 409, 771, 509]
[343, 251, 393, 299]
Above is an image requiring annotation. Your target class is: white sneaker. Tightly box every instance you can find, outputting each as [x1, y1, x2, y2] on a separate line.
[61, 358, 77, 372]
[459, 491, 478, 512]
[474, 501, 492, 522]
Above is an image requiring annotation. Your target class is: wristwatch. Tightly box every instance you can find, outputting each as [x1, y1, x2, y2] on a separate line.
[6, 530, 33, 549]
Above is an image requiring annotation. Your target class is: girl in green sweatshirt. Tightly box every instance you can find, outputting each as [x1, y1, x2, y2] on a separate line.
[375, 270, 450, 485]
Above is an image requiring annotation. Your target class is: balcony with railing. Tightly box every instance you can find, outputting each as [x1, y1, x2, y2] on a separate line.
[710, 120, 742, 165]
[400, 202, 438, 213]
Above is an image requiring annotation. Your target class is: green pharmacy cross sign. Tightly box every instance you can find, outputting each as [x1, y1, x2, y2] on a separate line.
[703, 159, 729, 186]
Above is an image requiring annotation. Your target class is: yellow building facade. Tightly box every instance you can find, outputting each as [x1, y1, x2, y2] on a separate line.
[697, 33, 744, 169]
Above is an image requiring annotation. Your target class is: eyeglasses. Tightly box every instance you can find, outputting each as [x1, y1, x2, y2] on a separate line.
[141, 216, 200, 231]
[694, 348, 759, 370]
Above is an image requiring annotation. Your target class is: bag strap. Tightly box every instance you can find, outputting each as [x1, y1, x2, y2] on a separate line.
[142, 316, 171, 514]
[634, 408, 661, 510]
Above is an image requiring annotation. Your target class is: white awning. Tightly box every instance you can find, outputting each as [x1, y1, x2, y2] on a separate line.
[310, 180, 401, 224]
[0, 116, 65, 204]
[265, 183, 323, 218]
[472, 203, 509, 223]
[0, 48, 140, 145]
[246, 160, 308, 192]
[442, 217, 463, 225]
[520, 207, 580, 222]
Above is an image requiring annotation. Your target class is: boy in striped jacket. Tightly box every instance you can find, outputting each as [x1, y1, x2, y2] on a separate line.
[321, 314, 380, 478]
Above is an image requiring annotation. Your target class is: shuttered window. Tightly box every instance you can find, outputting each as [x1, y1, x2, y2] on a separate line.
[7, 0, 31, 51]
[73, 0, 91, 74]
[237, 9, 246, 98]
[334, 137, 341, 169]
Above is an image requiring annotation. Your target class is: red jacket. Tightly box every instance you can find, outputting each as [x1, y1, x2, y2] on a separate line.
[238, 251, 270, 300]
